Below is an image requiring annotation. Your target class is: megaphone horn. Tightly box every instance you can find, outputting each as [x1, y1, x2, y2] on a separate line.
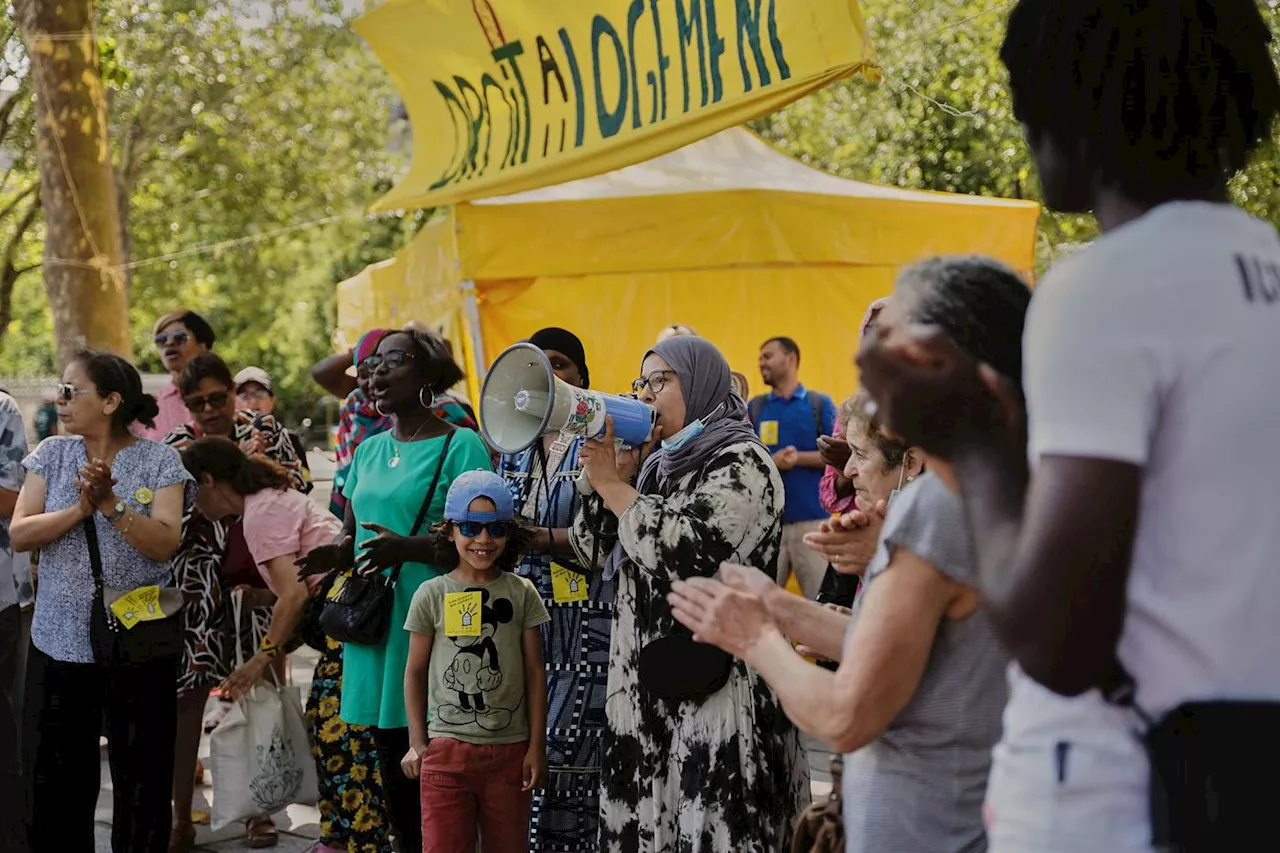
[480, 343, 657, 491]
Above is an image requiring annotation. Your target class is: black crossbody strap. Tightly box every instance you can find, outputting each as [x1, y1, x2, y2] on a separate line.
[83, 517, 104, 584]
[388, 428, 456, 585]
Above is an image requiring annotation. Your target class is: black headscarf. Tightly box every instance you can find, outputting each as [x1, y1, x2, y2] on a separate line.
[529, 327, 590, 389]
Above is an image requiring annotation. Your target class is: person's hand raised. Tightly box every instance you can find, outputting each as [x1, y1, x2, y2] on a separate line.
[668, 573, 777, 659]
[296, 536, 353, 581]
[817, 434, 852, 471]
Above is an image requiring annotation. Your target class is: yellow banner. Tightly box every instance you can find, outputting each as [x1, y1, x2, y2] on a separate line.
[354, 0, 880, 211]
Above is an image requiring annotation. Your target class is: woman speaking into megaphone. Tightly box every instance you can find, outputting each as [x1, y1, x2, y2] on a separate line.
[571, 336, 809, 853]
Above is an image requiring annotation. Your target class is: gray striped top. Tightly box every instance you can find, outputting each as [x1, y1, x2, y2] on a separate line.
[841, 473, 1009, 853]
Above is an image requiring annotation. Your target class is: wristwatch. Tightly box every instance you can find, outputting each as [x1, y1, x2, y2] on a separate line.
[103, 500, 127, 522]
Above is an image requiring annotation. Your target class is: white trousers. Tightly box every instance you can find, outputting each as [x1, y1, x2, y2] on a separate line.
[985, 730, 1157, 853]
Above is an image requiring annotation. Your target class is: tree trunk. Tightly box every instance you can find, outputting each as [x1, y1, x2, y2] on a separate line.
[16, 0, 130, 367]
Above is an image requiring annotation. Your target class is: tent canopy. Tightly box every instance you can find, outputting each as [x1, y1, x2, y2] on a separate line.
[337, 127, 1039, 405]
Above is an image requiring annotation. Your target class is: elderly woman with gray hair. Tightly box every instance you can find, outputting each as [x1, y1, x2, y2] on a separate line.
[573, 335, 809, 853]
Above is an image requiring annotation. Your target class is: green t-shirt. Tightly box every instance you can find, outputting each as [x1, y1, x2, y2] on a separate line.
[339, 427, 493, 729]
[405, 571, 550, 745]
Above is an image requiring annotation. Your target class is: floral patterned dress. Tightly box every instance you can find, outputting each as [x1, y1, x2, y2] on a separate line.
[571, 441, 810, 853]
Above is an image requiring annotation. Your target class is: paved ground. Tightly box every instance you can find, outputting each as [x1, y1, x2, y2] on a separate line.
[87, 454, 835, 849]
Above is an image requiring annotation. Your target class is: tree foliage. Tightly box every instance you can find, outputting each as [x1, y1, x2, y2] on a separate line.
[0, 0, 416, 418]
[753, 0, 1280, 273]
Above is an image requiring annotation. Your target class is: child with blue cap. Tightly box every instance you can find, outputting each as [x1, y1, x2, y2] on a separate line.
[401, 469, 549, 852]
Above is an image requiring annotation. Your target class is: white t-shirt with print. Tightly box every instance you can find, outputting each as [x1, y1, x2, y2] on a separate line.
[1005, 201, 1280, 742]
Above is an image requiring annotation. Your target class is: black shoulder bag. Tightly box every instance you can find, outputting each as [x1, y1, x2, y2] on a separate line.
[1102, 662, 1280, 851]
[319, 430, 455, 646]
[85, 517, 186, 665]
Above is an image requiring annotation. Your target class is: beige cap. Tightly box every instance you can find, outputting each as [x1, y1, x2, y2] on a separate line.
[234, 366, 273, 394]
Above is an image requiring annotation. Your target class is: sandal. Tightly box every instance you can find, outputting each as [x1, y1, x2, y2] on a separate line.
[169, 824, 196, 853]
[245, 815, 279, 849]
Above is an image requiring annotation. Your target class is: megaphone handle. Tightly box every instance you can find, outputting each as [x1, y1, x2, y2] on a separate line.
[576, 437, 628, 496]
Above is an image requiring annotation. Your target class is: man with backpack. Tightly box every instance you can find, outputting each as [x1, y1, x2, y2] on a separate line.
[750, 337, 838, 600]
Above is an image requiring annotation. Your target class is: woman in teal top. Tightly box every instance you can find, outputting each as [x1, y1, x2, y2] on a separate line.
[301, 328, 491, 853]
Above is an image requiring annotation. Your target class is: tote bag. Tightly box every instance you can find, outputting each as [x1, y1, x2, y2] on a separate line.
[208, 590, 319, 830]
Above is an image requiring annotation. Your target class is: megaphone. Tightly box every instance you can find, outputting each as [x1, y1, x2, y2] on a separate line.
[480, 343, 656, 494]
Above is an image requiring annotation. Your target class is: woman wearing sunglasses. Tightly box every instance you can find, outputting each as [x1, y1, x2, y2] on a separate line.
[163, 353, 307, 852]
[11, 351, 193, 853]
[297, 328, 492, 853]
[137, 309, 215, 441]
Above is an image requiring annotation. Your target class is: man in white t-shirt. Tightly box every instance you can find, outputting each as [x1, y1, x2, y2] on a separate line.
[855, 2, 1280, 851]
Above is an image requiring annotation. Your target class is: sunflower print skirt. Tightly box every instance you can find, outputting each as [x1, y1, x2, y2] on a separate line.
[307, 636, 394, 853]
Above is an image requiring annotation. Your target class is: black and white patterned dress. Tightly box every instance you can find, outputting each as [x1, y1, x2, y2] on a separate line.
[571, 440, 809, 853]
[165, 411, 307, 695]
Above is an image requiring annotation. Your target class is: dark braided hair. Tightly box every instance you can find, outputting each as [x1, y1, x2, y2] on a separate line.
[895, 256, 1033, 390]
[1002, 0, 1280, 204]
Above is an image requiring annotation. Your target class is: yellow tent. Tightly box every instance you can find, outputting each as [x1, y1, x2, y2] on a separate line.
[337, 127, 1040, 403]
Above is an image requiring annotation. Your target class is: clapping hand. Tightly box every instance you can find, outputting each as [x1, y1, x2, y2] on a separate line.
[668, 565, 778, 659]
[78, 460, 118, 514]
[772, 446, 799, 472]
[803, 498, 888, 574]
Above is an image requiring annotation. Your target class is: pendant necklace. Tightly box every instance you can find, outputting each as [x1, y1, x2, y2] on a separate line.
[388, 418, 430, 468]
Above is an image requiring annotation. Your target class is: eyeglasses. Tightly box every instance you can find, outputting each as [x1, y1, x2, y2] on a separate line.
[359, 351, 415, 372]
[238, 388, 271, 401]
[154, 332, 190, 348]
[631, 370, 676, 396]
[55, 383, 92, 404]
[183, 392, 230, 413]
[455, 521, 512, 539]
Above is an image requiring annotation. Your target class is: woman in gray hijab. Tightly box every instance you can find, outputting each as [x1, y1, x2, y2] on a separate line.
[574, 336, 809, 853]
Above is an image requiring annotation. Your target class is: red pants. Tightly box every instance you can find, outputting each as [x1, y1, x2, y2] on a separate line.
[419, 737, 532, 853]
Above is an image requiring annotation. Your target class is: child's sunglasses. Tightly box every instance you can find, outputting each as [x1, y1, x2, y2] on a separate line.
[455, 520, 512, 539]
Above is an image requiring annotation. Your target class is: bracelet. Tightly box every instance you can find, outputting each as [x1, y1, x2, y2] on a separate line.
[117, 509, 135, 536]
[259, 639, 283, 659]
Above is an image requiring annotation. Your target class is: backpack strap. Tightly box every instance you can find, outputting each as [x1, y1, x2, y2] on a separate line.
[809, 391, 831, 442]
[748, 394, 767, 425]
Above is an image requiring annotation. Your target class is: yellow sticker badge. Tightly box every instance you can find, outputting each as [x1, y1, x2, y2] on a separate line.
[759, 421, 780, 447]
[444, 591, 483, 637]
[134, 487, 154, 506]
[551, 563, 588, 604]
[110, 585, 165, 630]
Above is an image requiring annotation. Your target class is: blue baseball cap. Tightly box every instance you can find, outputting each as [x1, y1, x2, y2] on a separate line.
[444, 470, 515, 523]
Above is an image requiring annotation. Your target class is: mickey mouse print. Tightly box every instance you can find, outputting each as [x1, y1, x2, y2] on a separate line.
[406, 573, 550, 745]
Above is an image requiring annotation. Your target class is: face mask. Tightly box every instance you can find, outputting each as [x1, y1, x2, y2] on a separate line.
[661, 402, 726, 453]
[661, 419, 706, 452]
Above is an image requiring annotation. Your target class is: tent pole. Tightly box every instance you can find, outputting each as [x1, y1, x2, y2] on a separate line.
[461, 280, 486, 386]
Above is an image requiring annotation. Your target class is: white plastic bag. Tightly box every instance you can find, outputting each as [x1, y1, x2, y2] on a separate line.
[208, 590, 318, 831]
